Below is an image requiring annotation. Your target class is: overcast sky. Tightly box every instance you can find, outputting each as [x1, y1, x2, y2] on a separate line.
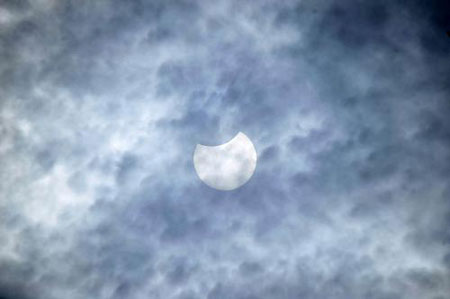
[1, 0, 450, 298]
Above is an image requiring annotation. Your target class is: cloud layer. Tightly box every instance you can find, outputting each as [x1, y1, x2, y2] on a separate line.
[1, 0, 450, 298]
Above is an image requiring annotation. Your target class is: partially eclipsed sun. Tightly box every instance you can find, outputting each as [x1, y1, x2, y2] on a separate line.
[193, 132, 257, 191]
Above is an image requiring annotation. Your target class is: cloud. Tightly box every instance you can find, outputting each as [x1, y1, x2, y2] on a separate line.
[1, 0, 449, 298]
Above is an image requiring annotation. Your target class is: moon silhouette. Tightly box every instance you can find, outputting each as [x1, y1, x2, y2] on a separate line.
[193, 132, 257, 191]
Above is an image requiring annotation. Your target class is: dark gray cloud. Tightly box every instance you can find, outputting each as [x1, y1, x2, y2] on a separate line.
[1, 0, 449, 298]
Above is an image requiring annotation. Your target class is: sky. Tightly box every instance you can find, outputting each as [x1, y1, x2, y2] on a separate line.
[1, 0, 450, 298]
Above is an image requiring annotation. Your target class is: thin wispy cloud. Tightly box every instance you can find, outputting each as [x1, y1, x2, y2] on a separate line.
[1, 1, 449, 298]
